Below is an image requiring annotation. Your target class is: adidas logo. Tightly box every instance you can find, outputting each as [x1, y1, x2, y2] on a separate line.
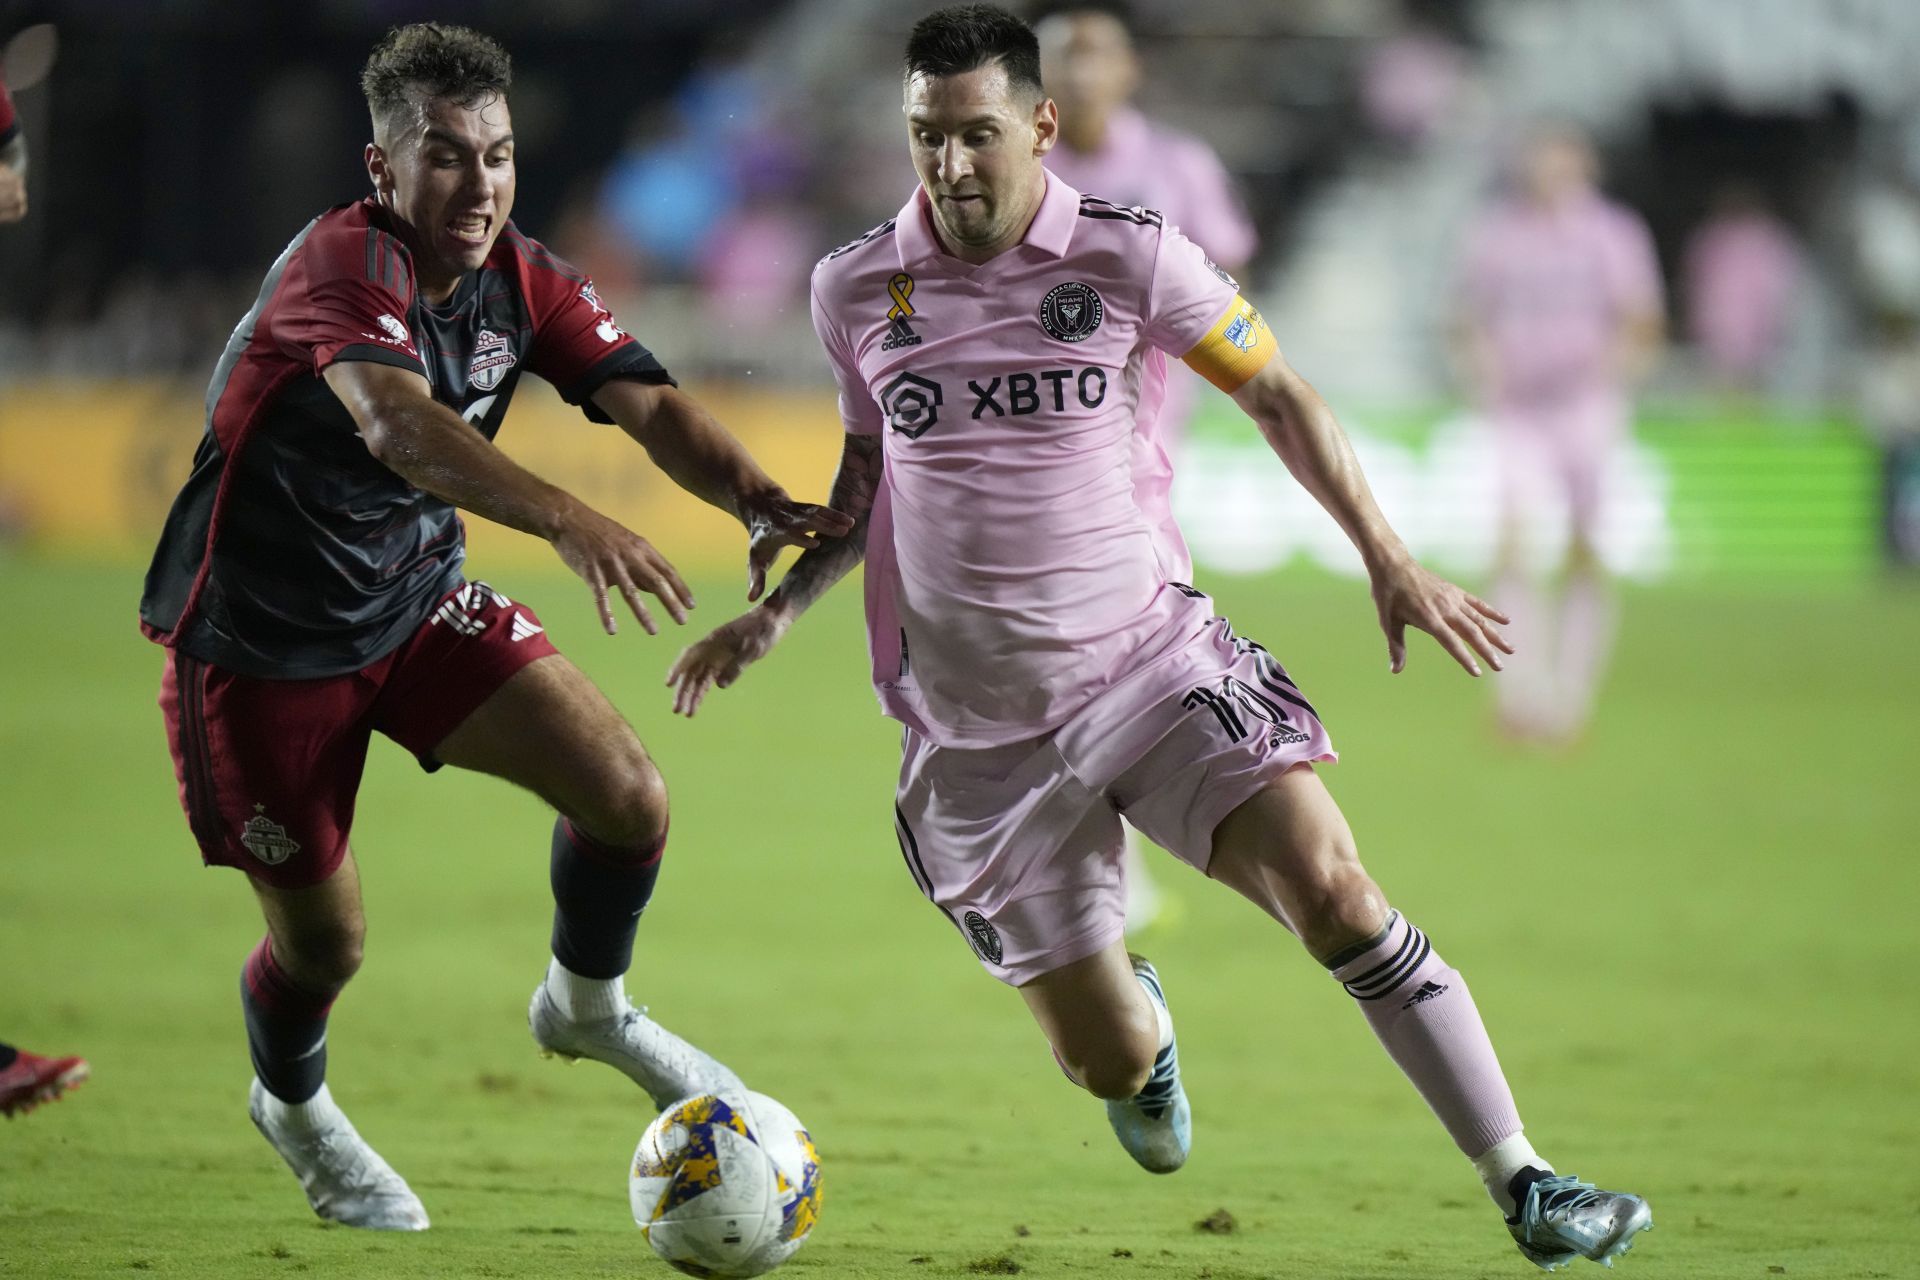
[1270, 727, 1311, 746]
[510, 612, 544, 643]
[1401, 980, 1449, 1009]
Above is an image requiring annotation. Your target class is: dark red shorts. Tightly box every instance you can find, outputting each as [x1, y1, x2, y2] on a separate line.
[159, 580, 560, 889]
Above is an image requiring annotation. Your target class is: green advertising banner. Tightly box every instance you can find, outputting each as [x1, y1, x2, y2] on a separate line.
[1176, 405, 1876, 580]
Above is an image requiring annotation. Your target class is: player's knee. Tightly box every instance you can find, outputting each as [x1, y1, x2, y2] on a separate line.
[277, 922, 364, 993]
[1292, 862, 1388, 959]
[577, 755, 669, 852]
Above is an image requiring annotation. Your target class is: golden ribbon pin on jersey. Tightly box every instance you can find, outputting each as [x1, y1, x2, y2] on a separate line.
[887, 272, 916, 320]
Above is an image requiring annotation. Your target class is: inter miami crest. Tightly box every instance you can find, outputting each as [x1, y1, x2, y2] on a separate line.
[1039, 281, 1104, 343]
[961, 910, 1004, 965]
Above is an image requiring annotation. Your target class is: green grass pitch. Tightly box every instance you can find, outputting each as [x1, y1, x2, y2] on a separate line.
[2, 555, 1916, 1278]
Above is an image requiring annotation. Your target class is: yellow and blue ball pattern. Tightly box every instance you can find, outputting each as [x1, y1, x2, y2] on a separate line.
[635, 1094, 757, 1223]
[774, 1127, 824, 1243]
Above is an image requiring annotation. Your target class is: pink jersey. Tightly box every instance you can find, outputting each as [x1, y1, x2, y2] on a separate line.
[810, 173, 1268, 748]
[1683, 210, 1800, 379]
[1044, 107, 1257, 579]
[1042, 107, 1256, 271]
[1459, 193, 1662, 408]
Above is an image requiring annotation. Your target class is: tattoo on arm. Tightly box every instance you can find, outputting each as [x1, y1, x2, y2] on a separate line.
[764, 434, 882, 618]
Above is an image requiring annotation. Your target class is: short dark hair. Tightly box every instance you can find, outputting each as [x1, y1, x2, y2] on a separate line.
[361, 23, 512, 131]
[1027, 0, 1135, 34]
[905, 5, 1045, 100]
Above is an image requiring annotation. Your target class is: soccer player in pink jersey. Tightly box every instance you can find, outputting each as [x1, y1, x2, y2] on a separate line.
[672, 7, 1651, 1270]
[1035, 0, 1259, 931]
[1455, 125, 1664, 744]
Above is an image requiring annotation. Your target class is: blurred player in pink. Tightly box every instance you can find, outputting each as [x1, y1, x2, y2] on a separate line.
[671, 7, 1653, 1270]
[1455, 125, 1664, 743]
[1035, 0, 1258, 930]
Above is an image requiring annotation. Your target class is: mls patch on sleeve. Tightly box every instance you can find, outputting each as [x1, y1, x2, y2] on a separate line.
[1183, 296, 1278, 393]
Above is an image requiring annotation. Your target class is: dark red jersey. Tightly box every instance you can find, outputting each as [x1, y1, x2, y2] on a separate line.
[0, 73, 18, 147]
[139, 199, 671, 677]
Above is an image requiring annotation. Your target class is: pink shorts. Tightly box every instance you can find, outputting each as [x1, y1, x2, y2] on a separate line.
[1493, 389, 1629, 537]
[892, 615, 1336, 985]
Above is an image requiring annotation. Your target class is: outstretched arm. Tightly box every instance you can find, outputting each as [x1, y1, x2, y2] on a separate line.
[665, 432, 882, 715]
[1229, 353, 1513, 677]
[593, 379, 852, 600]
[324, 359, 693, 635]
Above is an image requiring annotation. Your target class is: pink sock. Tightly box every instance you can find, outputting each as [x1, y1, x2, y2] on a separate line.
[1492, 569, 1551, 727]
[1556, 570, 1616, 730]
[1327, 911, 1523, 1157]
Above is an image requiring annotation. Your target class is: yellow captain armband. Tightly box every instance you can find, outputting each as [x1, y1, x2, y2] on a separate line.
[1182, 296, 1278, 393]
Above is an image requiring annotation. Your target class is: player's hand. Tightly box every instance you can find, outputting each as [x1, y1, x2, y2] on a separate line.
[550, 503, 694, 636]
[665, 607, 789, 717]
[741, 489, 855, 603]
[0, 169, 27, 224]
[1370, 556, 1513, 677]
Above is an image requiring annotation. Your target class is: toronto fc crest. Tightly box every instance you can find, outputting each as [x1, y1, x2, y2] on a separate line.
[467, 328, 518, 392]
[240, 805, 301, 866]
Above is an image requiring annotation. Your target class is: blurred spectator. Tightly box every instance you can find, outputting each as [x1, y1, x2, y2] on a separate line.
[1360, 15, 1468, 150]
[1454, 124, 1664, 743]
[1683, 183, 1804, 393]
[600, 102, 737, 282]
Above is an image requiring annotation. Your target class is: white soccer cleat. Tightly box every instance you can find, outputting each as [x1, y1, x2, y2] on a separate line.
[248, 1080, 429, 1231]
[528, 983, 745, 1110]
[1508, 1171, 1652, 1270]
[1104, 955, 1192, 1174]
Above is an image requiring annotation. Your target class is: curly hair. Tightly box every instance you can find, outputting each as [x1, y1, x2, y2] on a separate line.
[360, 23, 511, 131]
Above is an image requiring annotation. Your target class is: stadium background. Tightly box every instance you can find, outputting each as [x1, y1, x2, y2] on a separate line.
[1, 2, 1915, 1277]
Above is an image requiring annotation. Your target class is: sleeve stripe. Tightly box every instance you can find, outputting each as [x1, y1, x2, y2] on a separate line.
[506, 226, 587, 283]
[362, 229, 409, 298]
[1181, 295, 1278, 393]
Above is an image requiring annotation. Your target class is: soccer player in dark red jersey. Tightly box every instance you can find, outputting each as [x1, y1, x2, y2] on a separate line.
[138, 24, 850, 1231]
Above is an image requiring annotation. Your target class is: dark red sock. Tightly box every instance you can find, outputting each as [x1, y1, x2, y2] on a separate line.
[241, 937, 338, 1104]
[549, 817, 665, 981]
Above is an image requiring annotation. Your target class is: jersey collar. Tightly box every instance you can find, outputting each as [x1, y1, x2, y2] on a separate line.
[895, 170, 1081, 270]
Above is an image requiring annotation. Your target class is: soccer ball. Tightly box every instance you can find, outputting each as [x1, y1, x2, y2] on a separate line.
[630, 1091, 823, 1278]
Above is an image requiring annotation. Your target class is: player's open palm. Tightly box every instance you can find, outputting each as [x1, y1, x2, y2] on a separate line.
[1370, 558, 1513, 677]
[743, 492, 855, 602]
[666, 609, 788, 717]
[551, 504, 695, 637]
